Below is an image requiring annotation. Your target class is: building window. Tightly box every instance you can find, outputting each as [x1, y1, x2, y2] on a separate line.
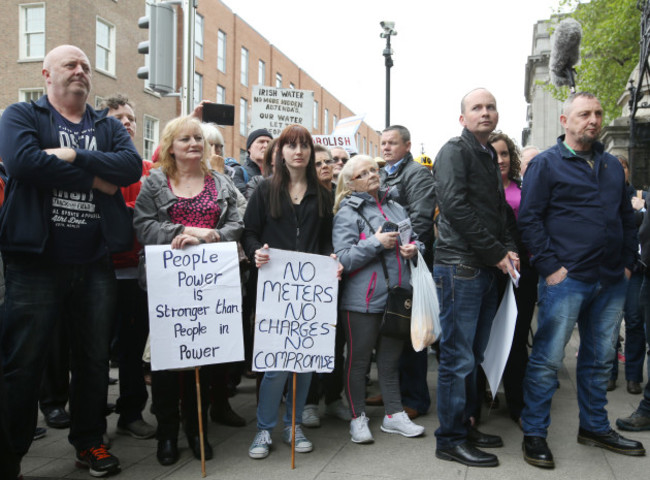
[217, 30, 226, 72]
[289, 82, 295, 89]
[313, 100, 319, 130]
[239, 149, 247, 164]
[240, 47, 249, 87]
[195, 14, 204, 59]
[94, 96, 104, 109]
[143, 115, 159, 161]
[258, 60, 265, 86]
[333, 115, 338, 130]
[193, 73, 203, 108]
[275, 73, 282, 88]
[19, 88, 44, 102]
[363, 137, 367, 154]
[324, 109, 329, 135]
[240, 98, 248, 136]
[19, 3, 45, 60]
[96, 17, 116, 75]
[216, 85, 225, 104]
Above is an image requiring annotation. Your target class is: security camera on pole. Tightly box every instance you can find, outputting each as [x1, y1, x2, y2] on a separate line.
[380, 21, 397, 128]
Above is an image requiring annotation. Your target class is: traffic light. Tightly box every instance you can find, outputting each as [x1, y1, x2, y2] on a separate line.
[137, 2, 176, 95]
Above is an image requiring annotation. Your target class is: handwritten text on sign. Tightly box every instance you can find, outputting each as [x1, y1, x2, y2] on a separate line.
[145, 243, 244, 371]
[253, 249, 338, 373]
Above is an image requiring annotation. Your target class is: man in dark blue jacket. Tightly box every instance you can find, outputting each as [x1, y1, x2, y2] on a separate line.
[0, 45, 141, 478]
[519, 92, 644, 469]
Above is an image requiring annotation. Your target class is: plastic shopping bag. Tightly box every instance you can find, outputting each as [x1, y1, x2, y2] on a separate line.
[410, 250, 440, 351]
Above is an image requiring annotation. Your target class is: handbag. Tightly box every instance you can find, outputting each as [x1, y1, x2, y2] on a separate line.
[357, 210, 412, 340]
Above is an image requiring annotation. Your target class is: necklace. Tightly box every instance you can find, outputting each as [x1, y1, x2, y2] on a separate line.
[290, 182, 307, 202]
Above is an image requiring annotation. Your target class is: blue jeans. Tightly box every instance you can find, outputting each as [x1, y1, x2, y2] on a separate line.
[433, 264, 499, 449]
[522, 275, 626, 437]
[256, 371, 311, 431]
[0, 254, 116, 456]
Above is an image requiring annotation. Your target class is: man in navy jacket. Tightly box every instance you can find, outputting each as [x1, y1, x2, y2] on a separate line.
[519, 92, 644, 469]
[0, 45, 141, 478]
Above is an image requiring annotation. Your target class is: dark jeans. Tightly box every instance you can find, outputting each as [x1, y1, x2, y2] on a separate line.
[115, 279, 150, 426]
[1, 254, 116, 456]
[39, 314, 70, 414]
[434, 264, 499, 449]
[306, 318, 346, 406]
[610, 271, 645, 382]
[634, 275, 650, 416]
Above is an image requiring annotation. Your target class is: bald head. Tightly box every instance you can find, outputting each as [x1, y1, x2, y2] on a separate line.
[42, 45, 92, 113]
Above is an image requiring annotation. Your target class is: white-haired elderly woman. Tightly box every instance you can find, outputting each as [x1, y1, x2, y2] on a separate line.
[332, 155, 425, 444]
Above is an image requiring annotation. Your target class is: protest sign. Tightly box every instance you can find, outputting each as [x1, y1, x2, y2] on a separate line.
[312, 134, 357, 154]
[145, 242, 244, 371]
[252, 248, 338, 373]
[250, 86, 314, 136]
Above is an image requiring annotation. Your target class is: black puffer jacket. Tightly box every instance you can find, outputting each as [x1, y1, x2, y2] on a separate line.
[433, 128, 515, 267]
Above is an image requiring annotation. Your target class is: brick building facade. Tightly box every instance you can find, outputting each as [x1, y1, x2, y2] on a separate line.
[1, 0, 380, 161]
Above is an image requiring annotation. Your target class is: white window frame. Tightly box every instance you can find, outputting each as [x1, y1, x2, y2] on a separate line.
[289, 82, 295, 89]
[195, 13, 204, 60]
[333, 114, 338, 130]
[324, 109, 329, 135]
[275, 73, 282, 88]
[19, 87, 44, 102]
[96, 17, 116, 75]
[216, 85, 225, 104]
[240, 98, 248, 136]
[217, 30, 226, 73]
[143, 115, 160, 161]
[19, 3, 46, 60]
[258, 59, 265, 86]
[313, 100, 319, 130]
[240, 47, 249, 86]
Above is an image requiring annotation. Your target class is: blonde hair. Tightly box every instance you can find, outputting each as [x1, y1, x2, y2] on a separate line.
[155, 116, 210, 180]
[333, 155, 376, 213]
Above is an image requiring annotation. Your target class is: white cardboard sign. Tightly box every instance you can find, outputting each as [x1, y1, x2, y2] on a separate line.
[250, 86, 314, 136]
[252, 248, 338, 373]
[145, 243, 244, 371]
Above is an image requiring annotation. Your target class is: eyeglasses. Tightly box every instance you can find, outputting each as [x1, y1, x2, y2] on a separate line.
[353, 167, 379, 180]
[315, 159, 335, 168]
[333, 156, 349, 164]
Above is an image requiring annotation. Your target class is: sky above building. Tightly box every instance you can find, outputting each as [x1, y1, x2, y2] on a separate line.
[223, 0, 568, 156]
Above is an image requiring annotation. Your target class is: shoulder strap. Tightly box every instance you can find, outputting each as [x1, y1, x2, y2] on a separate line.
[356, 210, 392, 288]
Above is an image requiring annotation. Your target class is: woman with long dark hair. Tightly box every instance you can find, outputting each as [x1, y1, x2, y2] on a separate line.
[242, 124, 334, 459]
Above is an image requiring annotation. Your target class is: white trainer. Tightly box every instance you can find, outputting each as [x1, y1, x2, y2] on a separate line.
[302, 404, 321, 428]
[380, 411, 425, 437]
[350, 413, 374, 444]
[282, 425, 313, 453]
[249, 430, 272, 459]
[326, 399, 352, 421]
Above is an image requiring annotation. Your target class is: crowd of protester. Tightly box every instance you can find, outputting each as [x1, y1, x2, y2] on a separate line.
[1, 44, 650, 479]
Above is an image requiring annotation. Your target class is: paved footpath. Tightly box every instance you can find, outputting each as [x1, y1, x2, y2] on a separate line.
[21, 328, 650, 479]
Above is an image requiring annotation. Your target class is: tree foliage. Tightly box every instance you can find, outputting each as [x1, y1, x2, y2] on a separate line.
[548, 0, 641, 124]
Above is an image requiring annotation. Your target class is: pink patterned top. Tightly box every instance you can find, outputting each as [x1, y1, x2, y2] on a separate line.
[168, 175, 221, 228]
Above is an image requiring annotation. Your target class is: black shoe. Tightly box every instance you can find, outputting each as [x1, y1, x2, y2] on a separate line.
[523, 436, 554, 468]
[156, 439, 179, 466]
[627, 381, 643, 394]
[467, 426, 503, 448]
[104, 403, 116, 416]
[33, 427, 47, 440]
[108, 376, 118, 385]
[435, 442, 499, 467]
[577, 427, 646, 456]
[210, 402, 246, 427]
[44, 407, 70, 429]
[76, 444, 120, 477]
[617, 411, 650, 431]
[187, 435, 213, 460]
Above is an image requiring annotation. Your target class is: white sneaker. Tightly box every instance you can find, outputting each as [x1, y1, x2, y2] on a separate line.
[302, 404, 321, 428]
[380, 411, 425, 437]
[282, 425, 313, 453]
[350, 413, 374, 443]
[326, 399, 351, 421]
[249, 430, 272, 459]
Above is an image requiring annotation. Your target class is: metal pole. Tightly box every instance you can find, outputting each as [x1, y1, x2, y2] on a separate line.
[181, 0, 196, 115]
[384, 35, 393, 128]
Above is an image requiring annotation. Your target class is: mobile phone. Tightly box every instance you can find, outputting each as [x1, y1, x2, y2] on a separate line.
[202, 103, 235, 126]
[382, 221, 398, 233]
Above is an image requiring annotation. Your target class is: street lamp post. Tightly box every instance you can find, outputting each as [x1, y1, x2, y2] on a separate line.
[380, 21, 397, 128]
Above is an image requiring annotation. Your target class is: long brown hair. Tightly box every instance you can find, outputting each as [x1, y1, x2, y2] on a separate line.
[269, 124, 332, 219]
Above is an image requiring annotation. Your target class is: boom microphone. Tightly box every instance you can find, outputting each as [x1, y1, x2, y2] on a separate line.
[549, 18, 582, 92]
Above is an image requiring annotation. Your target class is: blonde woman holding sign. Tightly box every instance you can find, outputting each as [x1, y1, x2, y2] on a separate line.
[134, 115, 243, 466]
[333, 155, 425, 444]
[242, 124, 334, 460]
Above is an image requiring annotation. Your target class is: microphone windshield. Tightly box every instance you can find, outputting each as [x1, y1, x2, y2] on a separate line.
[550, 18, 582, 88]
